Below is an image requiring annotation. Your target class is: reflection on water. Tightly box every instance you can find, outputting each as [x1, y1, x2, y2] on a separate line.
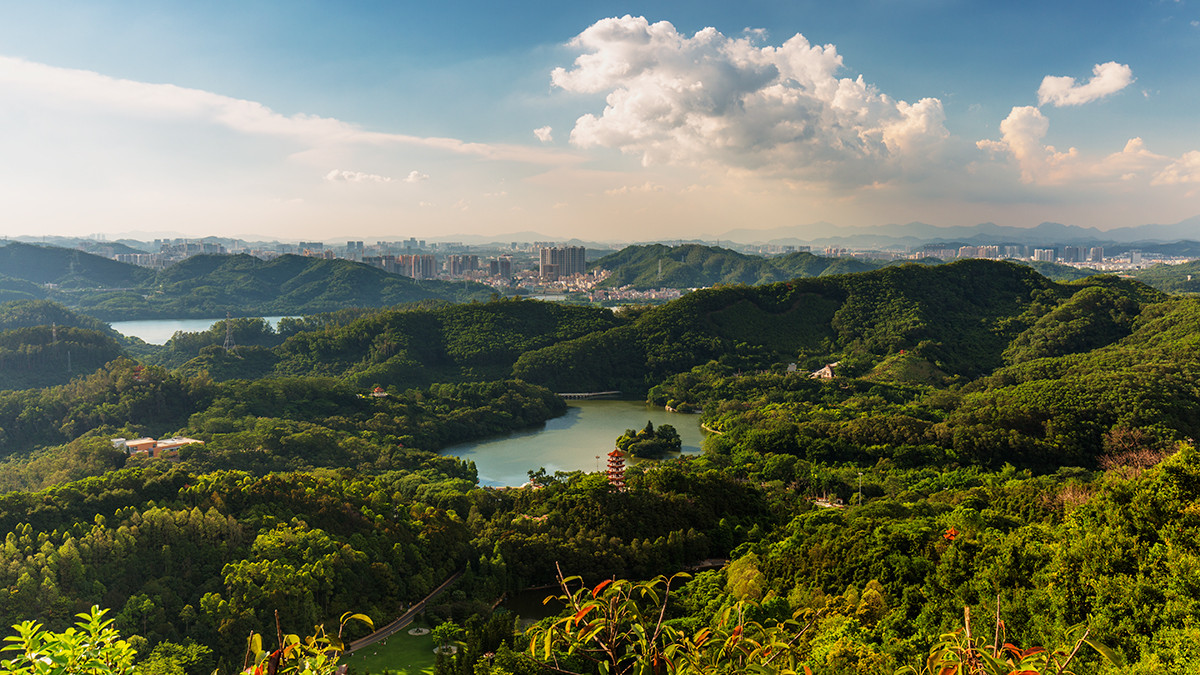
[442, 399, 706, 487]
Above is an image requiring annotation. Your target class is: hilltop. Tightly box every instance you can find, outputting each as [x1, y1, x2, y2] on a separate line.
[592, 243, 885, 289]
[515, 259, 1163, 393]
[0, 242, 493, 320]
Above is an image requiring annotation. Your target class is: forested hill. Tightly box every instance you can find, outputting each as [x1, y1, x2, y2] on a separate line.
[0, 243, 493, 320]
[592, 243, 885, 289]
[0, 300, 129, 390]
[164, 299, 624, 386]
[1133, 259, 1200, 293]
[514, 259, 1165, 393]
[0, 241, 153, 288]
[147, 259, 1168, 402]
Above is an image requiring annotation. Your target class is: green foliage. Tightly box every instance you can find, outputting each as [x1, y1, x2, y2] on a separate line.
[240, 611, 372, 675]
[0, 326, 125, 390]
[0, 252, 1194, 674]
[1132, 259, 1200, 293]
[615, 421, 682, 458]
[1013, 259, 1099, 282]
[136, 639, 214, 675]
[516, 259, 1153, 394]
[0, 606, 137, 674]
[0, 243, 152, 289]
[0, 244, 493, 321]
[271, 298, 623, 387]
[593, 243, 884, 290]
[0, 300, 114, 334]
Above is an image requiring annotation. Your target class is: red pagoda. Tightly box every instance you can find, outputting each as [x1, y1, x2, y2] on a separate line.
[606, 448, 627, 491]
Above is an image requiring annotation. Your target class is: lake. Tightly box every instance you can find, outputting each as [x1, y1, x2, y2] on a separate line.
[443, 399, 707, 487]
[108, 316, 292, 345]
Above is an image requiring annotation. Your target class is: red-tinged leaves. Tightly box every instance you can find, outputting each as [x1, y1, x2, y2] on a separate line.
[573, 605, 596, 626]
[592, 579, 614, 598]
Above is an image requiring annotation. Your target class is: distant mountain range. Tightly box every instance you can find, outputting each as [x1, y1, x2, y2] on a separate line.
[717, 216, 1200, 248]
[7, 214, 1200, 252]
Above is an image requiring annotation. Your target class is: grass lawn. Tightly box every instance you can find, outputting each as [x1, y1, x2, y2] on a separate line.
[341, 629, 436, 675]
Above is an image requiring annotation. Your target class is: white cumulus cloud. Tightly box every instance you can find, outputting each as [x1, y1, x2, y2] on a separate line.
[534, 126, 554, 142]
[1037, 62, 1134, 107]
[978, 106, 1171, 185]
[325, 169, 393, 183]
[404, 171, 429, 182]
[1153, 151, 1200, 185]
[550, 16, 950, 185]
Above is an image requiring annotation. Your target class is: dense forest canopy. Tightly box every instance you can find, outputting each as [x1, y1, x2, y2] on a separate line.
[0, 258, 1196, 673]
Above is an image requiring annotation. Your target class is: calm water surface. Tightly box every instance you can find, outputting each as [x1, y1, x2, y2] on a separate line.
[443, 399, 706, 487]
[109, 316, 291, 344]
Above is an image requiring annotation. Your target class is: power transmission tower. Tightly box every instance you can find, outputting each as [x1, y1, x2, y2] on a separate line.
[223, 313, 236, 352]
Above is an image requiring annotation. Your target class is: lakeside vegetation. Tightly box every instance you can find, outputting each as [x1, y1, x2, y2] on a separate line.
[0, 258, 1197, 672]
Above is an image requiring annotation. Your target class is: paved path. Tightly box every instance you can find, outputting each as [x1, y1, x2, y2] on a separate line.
[347, 568, 465, 653]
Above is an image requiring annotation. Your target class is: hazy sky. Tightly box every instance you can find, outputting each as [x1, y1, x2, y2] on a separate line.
[1, 1, 1198, 242]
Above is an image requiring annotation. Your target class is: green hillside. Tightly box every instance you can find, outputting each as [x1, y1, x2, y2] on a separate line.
[1015, 259, 1100, 281]
[514, 259, 1162, 393]
[1132, 259, 1200, 293]
[0, 275, 47, 304]
[0, 241, 153, 288]
[0, 243, 494, 319]
[592, 243, 884, 289]
[0, 300, 134, 390]
[170, 299, 625, 386]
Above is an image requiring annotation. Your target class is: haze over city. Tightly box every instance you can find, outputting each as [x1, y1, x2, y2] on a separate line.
[2, 1, 1199, 242]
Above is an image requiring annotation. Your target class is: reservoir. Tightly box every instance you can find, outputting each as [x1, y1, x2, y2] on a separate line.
[109, 316, 291, 345]
[443, 399, 707, 487]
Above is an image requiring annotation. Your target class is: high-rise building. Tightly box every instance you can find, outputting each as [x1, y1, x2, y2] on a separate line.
[1061, 246, 1084, 263]
[1088, 247, 1104, 263]
[539, 246, 586, 279]
[445, 254, 479, 275]
[1033, 248, 1056, 262]
[1003, 245, 1026, 259]
[489, 256, 513, 277]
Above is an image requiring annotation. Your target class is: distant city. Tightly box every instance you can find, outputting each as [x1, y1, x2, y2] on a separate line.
[10, 233, 1199, 305]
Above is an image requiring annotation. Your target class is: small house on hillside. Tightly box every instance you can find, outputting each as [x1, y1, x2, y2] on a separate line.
[810, 361, 840, 380]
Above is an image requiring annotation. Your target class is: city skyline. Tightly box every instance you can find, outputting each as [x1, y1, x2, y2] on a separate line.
[1, 2, 1199, 241]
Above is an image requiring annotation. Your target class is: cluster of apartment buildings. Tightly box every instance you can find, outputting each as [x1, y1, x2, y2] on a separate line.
[537, 246, 586, 280]
[113, 239, 229, 268]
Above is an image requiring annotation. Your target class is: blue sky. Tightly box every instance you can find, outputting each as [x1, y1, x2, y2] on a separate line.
[0, 1, 1197, 242]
